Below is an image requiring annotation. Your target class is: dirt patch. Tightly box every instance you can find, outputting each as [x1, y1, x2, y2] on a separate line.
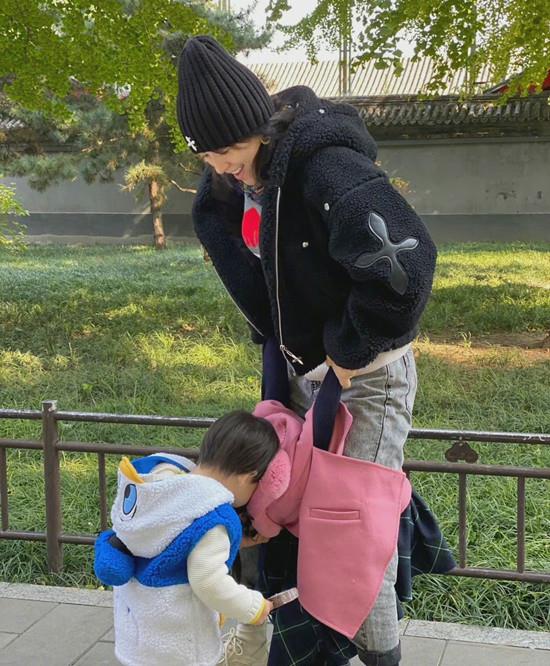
[425, 331, 550, 349]
[476, 332, 550, 349]
[415, 338, 550, 367]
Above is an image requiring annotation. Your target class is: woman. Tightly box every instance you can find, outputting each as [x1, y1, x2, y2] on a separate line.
[177, 35, 437, 666]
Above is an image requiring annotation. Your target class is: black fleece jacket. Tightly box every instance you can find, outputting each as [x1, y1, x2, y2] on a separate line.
[192, 86, 437, 375]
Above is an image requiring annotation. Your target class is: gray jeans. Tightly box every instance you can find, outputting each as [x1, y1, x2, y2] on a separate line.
[289, 349, 417, 665]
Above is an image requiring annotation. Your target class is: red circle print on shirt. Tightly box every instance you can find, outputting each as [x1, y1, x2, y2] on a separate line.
[242, 206, 261, 250]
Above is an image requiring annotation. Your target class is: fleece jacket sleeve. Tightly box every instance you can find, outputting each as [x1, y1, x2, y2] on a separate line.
[303, 146, 437, 369]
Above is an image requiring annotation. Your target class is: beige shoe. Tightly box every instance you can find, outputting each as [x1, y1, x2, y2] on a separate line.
[218, 623, 269, 666]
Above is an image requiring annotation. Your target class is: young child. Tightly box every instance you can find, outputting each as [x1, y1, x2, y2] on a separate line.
[94, 410, 278, 666]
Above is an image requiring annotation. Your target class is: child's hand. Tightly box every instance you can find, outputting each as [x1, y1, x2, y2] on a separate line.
[255, 599, 273, 624]
[241, 533, 270, 548]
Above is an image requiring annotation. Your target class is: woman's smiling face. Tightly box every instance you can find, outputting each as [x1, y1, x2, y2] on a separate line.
[199, 136, 263, 186]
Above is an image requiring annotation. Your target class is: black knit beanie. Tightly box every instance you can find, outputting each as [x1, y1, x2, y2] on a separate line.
[177, 35, 275, 153]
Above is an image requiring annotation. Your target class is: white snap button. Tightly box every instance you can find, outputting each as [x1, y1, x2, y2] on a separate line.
[302, 241, 309, 248]
[323, 202, 330, 211]
[319, 108, 326, 114]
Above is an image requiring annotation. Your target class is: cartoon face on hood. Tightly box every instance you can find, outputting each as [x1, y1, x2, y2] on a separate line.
[117, 454, 190, 522]
[113, 453, 194, 522]
[109, 453, 232, 559]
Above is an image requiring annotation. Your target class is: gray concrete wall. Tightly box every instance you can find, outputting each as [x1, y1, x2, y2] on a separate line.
[1, 171, 195, 214]
[376, 136, 550, 242]
[3, 136, 550, 243]
[0, 171, 196, 239]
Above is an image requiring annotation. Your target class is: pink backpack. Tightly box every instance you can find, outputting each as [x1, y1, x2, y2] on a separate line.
[248, 349, 411, 639]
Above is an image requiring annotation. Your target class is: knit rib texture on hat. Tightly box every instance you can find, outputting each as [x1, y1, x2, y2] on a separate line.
[177, 35, 275, 153]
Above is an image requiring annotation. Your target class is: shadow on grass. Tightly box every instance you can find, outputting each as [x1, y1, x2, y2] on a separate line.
[424, 282, 550, 335]
[413, 347, 550, 434]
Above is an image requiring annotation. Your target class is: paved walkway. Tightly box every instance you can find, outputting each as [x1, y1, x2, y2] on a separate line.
[0, 583, 549, 665]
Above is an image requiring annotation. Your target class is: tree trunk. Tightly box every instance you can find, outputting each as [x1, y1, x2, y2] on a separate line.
[149, 179, 166, 250]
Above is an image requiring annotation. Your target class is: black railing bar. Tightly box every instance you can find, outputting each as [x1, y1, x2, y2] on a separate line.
[0, 440, 42, 450]
[52, 419, 550, 443]
[448, 567, 550, 584]
[0, 448, 9, 530]
[0, 409, 42, 420]
[404, 460, 550, 479]
[58, 442, 200, 458]
[2, 409, 549, 444]
[517, 477, 526, 573]
[1, 440, 548, 476]
[59, 534, 96, 545]
[0, 530, 95, 545]
[54, 412, 215, 427]
[409, 429, 550, 445]
[0, 530, 46, 542]
[3, 440, 548, 476]
[458, 473, 467, 568]
[98, 453, 108, 532]
[5, 528, 549, 584]
[42, 400, 63, 572]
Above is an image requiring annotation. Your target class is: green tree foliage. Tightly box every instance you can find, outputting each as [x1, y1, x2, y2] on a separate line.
[0, 1, 269, 248]
[267, 0, 550, 95]
[1, 92, 204, 248]
[0, 183, 28, 249]
[0, 0, 266, 132]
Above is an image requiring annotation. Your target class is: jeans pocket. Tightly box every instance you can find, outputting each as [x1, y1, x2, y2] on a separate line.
[402, 351, 417, 418]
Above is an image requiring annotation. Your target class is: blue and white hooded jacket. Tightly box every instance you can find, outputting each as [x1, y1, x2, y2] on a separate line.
[94, 454, 242, 666]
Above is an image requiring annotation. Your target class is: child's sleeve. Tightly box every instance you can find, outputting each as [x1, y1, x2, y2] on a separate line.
[187, 525, 267, 625]
[94, 529, 135, 587]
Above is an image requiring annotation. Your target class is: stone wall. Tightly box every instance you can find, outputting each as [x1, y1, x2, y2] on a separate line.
[3, 135, 549, 244]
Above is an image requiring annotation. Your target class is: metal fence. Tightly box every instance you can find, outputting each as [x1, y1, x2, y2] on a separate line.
[1, 401, 549, 583]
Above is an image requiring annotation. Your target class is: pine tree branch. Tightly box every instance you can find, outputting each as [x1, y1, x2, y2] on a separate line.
[176, 161, 202, 176]
[169, 179, 196, 194]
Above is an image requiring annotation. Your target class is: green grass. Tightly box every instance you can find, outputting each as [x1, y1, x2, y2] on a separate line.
[423, 242, 550, 335]
[0, 242, 549, 630]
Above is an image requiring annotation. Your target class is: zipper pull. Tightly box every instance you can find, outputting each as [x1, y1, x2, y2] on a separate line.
[280, 344, 304, 365]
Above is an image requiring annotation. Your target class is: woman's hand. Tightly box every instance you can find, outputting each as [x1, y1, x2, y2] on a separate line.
[326, 356, 360, 389]
[241, 533, 270, 548]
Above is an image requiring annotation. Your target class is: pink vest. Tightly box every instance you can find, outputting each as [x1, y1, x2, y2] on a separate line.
[248, 399, 412, 639]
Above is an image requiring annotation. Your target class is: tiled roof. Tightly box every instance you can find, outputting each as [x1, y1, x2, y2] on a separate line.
[248, 57, 550, 137]
[348, 94, 550, 128]
[2, 60, 549, 143]
[249, 57, 493, 97]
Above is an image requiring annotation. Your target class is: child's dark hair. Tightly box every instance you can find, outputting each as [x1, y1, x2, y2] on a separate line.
[198, 410, 279, 481]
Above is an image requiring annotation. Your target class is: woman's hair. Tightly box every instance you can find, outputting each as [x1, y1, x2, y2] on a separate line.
[198, 410, 279, 481]
[254, 102, 297, 185]
[210, 102, 297, 196]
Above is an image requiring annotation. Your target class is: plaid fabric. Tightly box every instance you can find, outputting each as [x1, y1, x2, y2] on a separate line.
[396, 489, 456, 604]
[260, 490, 456, 665]
[269, 600, 357, 666]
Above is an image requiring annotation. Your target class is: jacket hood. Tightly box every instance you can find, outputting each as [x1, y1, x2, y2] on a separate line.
[111, 459, 233, 559]
[267, 86, 378, 187]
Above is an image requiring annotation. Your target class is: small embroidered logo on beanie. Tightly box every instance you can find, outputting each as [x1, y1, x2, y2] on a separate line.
[185, 135, 198, 152]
